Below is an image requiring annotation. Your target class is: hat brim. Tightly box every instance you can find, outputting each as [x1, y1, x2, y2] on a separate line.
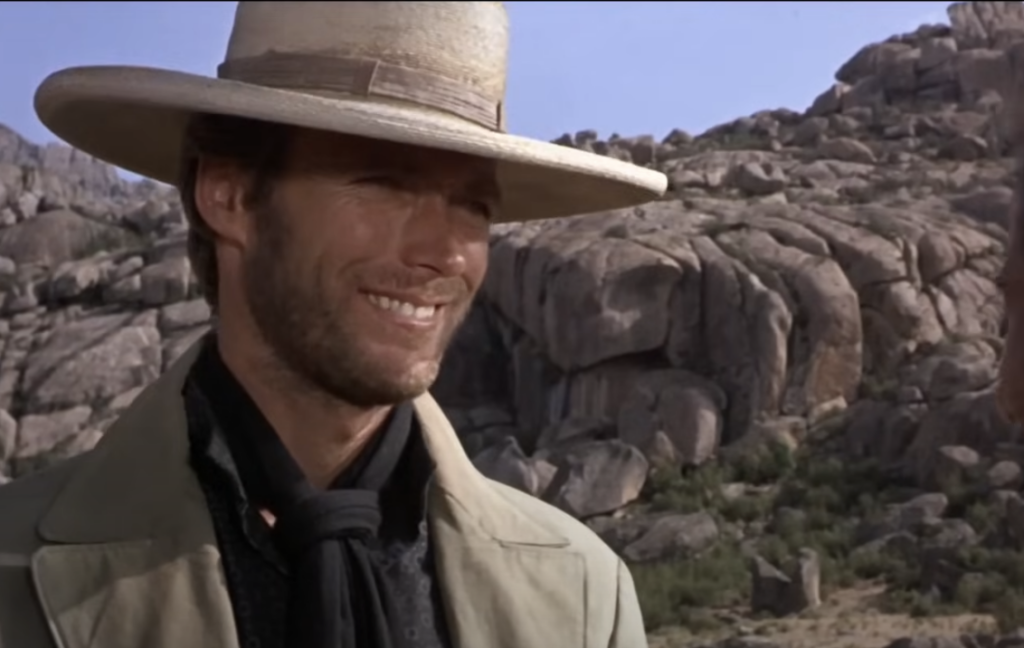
[34, 66, 667, 223]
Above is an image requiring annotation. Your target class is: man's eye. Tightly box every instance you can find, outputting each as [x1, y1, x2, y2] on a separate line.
[454, 197, 495, 220]
[468, 201, 494, 220]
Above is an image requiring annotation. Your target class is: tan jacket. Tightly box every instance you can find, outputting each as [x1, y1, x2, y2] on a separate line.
[0, 341, 647, 648]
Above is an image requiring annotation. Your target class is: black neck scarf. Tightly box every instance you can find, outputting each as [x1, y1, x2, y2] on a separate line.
[193, 340, 412, 648]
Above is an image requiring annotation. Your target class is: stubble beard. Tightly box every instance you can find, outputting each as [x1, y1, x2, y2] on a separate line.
[242, 205, 470, 408]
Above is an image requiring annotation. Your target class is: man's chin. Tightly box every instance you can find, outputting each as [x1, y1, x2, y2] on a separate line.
[339, 382, 433, 409]
[392, 358, 443, 394]
[329, 358, 441, 407]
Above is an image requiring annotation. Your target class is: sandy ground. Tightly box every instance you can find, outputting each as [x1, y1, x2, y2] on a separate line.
[648, 584, 995, 648]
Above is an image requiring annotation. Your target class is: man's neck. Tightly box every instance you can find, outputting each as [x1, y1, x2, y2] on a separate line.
[215, 331, 393, 490]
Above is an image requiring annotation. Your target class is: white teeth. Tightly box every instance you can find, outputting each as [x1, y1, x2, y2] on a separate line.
[366, 293, 437, 321]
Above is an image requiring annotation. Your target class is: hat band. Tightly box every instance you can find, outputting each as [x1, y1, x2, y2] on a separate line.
[217, 52, 503, 131]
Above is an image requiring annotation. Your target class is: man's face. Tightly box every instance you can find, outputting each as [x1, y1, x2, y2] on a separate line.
[235, 130, 496, 407]
[998, 190, 1024, 424]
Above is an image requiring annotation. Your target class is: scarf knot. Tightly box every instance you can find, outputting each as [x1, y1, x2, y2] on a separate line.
[272, 490, 382, 557]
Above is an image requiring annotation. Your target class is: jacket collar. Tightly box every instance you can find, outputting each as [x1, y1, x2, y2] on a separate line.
[36, 337, 567, 548]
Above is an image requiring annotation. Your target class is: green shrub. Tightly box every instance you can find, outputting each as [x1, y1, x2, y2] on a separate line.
[633, 447, 1024, 634]
[632, 542, 749, 631]
[993, 590, 1024, 634]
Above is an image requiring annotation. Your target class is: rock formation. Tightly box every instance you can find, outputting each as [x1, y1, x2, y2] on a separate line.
[5, 2, 1024, 646]
[438, 1, 1023, 518]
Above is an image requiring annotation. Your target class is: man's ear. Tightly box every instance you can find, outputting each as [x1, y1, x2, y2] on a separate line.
[193, 157, 252, 249]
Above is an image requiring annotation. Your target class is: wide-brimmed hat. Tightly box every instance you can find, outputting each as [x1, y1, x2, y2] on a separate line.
[34, 1, 667, 223]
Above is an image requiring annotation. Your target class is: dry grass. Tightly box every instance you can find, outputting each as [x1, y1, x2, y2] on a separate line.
[647, 584, 997, 648]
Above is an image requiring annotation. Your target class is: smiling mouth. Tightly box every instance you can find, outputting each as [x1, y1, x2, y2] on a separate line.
[365, 292, 440, 322]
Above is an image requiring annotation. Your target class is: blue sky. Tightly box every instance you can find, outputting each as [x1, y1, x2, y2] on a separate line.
[1, 1, 952, 149]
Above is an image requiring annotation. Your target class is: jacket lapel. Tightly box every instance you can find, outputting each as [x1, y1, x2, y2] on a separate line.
[413, 394, 587, 648]
[29, 339, 586, 648]
[30, 342, 239, 648]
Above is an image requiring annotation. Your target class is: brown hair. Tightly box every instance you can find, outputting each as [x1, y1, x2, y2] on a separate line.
[177, 113, 292, 309]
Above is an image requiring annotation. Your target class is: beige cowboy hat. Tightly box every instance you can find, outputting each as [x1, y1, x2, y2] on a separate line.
[33, 1, 667, 223]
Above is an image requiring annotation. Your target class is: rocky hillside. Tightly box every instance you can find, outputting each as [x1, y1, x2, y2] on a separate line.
[5, 2, 1024, 647]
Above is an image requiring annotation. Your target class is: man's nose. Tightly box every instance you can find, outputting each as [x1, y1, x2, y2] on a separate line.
[400, 193, 470, 278]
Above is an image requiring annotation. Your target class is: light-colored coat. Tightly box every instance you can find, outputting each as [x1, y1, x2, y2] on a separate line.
[0, 342, 648, 648]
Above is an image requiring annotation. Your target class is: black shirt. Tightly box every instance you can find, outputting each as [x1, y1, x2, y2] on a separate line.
[182, 340, 452, 648]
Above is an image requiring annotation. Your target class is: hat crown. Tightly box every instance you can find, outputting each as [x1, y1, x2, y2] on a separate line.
[222, 2, 509, 126]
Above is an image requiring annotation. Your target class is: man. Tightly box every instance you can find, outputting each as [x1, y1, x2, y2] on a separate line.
[0, 3, 666, 648]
